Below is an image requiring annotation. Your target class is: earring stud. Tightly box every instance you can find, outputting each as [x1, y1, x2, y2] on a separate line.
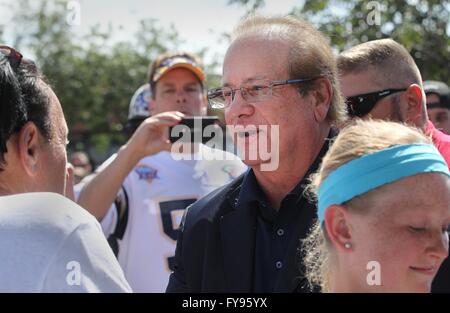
[344, 242, 352, 249]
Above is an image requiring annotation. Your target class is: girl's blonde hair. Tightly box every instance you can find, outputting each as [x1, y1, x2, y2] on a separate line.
[303, 119, 432, 292]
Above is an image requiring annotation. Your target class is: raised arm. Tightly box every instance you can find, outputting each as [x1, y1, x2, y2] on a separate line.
[77, 112, 183, 220]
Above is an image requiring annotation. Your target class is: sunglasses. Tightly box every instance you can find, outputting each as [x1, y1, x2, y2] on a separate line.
[426, 102, 447, 110]
[346, 88, 407, 118]
[0, 45, 23, 71]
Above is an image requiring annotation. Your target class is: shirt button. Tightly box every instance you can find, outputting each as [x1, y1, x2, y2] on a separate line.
[277, 228, 284, 236]
[276, 261, 283, 269]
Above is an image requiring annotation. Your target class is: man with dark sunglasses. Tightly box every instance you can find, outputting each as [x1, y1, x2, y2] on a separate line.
[338, 38, 450, 293]
[344, 88, 407, 118]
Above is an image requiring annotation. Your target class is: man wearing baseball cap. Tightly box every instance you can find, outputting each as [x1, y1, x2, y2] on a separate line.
[77, 52, 246, 292]
[425, 80, 450, 135]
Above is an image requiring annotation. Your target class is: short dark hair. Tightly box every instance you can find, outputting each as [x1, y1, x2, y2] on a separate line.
[337, 39, 422, 89]
[0, 54, 52, 169]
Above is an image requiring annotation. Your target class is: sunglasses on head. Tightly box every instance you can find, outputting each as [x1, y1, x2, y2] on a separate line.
[346, 88, 407, 118]
[0, 45, 23, 71]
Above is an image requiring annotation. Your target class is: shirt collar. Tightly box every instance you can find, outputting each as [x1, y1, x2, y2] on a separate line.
[236, 169, 268, 209]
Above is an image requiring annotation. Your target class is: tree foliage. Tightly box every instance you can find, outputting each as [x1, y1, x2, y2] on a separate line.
[2, 0, 448, 162]
[229, 0, 450, 82]
[1, 0, 219, 163]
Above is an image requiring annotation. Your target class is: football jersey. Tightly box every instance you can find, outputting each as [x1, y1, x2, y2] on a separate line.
[100, 144, 247, 292]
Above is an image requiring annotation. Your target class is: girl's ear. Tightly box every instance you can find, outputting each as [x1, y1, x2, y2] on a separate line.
[324, 204, 353, 252]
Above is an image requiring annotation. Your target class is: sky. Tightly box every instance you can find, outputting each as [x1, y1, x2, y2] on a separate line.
[0, 0, 301, 65]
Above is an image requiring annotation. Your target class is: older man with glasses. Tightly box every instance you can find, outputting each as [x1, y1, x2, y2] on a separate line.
[338, 38, 450, 293]
[166, 16, 346, 293]
[77, 51, 246, 292]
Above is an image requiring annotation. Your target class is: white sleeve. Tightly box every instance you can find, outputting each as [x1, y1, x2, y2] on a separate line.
[73, 181, 84, 202]
[98, 181, 130, 237]
[99, 204, 117, 237]
[99, 157, 132, 238]
[41, 220, 132, 293]
[75, 152, 120, 228]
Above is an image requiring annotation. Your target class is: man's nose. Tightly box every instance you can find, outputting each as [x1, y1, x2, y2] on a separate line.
[176, 90, 188, 103]
[225, 89, 255, 120]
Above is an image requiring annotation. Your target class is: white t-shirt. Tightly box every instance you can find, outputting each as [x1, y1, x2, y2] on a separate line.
[100, 144, 247, 292]
[0, 192, 132, 292]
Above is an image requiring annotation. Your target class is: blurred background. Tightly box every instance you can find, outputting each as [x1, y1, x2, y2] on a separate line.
[0, 0, 448, 168]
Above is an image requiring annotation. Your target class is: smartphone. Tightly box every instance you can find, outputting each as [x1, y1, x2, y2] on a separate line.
[169, 116, 219, 144]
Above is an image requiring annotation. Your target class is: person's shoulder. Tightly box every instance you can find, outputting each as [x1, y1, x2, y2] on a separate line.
[437, 129, 450, 143]
[182, 173, 245, 228]
[131, 152, 167, 172]
[429, 123, 450, 150]
[140, 150, 170, 163]
[0, 192, 97, 234]
[0, 192, 102, 274]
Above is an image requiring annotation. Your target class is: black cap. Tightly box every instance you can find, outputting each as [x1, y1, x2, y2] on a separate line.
[424, 80, 450, 109]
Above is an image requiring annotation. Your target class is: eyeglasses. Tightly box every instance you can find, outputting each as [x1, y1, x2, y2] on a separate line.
[346, 88, 407, 118]
[0, 45, 23, 71]
[207, 76, 322, 109]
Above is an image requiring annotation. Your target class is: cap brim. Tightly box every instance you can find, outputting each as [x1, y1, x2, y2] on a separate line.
[154, 63, 205, 83]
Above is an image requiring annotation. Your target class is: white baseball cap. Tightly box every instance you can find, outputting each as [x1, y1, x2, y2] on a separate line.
[128, 83, 152, 120]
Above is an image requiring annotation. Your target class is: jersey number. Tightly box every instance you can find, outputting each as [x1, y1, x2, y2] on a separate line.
[159, 198, 196, 271]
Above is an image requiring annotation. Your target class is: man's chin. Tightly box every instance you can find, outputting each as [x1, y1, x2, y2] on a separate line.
[241, 157, 278, 172]
[241, 158, 263, 167]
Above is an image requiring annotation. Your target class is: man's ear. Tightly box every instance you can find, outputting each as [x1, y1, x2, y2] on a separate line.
[312, 77, 332, 123]
[404, 84, 424, 124]
[324, 204, 353, 252]
[17, 122, 41, 176]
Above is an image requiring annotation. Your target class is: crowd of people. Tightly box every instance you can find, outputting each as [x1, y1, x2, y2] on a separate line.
[0, 14, 450, 293]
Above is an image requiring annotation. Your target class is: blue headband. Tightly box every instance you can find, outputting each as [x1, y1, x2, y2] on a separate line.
[317, 143, 450, 224]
